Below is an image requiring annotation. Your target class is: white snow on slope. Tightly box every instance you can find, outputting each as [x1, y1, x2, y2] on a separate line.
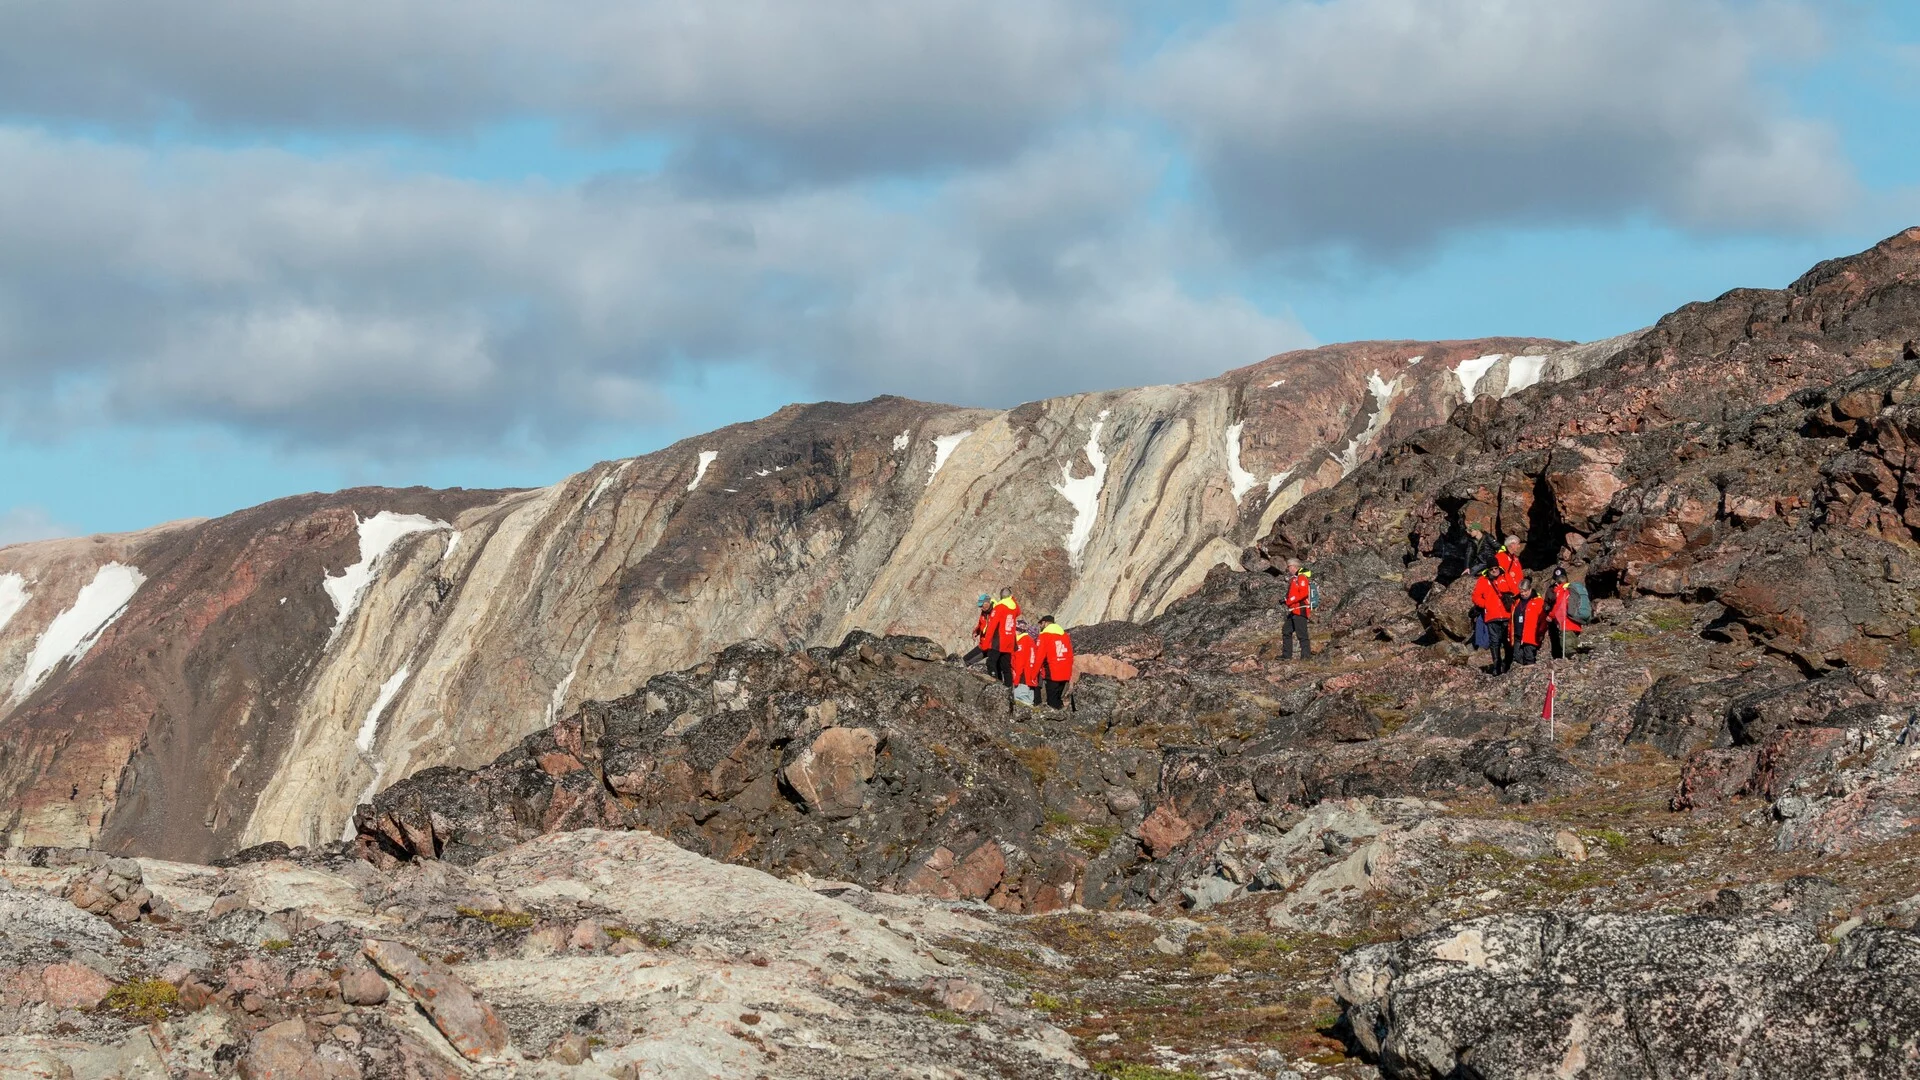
[586, 461, 632, 509]
[1226, 422, 1259, 504]
[1338, 370, 1405, 475]
[0, 572, 27, 635]
[1267, 470, 1293, 496]
[1268, 379, 1286, 388]
[687, 451, 718, 492]
[9, 562, 145, 704]
[441, 531, 462, 563]
[1504, 355, 1547, 396]
[323, 513, 449, 642]
[355, 666, 410, 754]
[547, 640, 592, 725]
[892, 430, 911, 451]
[1454, 354, 1504, 403]
[928, 431, 973, 484]
[1407, 355, 1423, 365]
[1054, 411, 1110, 567]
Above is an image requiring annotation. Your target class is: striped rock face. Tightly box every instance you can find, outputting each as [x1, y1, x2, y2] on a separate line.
[0, 333, 1621, 860]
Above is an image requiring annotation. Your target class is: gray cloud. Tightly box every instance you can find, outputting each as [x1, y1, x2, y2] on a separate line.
[0, 506, 74, 547]
[1152, 0, 1857, 255]
[0, 0, 1116, 185]
[0, 128, 1308, 456]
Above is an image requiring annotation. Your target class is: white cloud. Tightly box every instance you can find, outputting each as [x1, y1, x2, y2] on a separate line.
[0, 506, 74, 547]
[1153, 0, 1856, 254]
[0, 128, 1307, 455]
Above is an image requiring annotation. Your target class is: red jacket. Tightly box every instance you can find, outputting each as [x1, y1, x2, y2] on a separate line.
[991, 598, 1020, 652]
[1472, 572, 1510, 621]
[974, 609, 993, 650]
[1285, 572, 1314, 617]
[1037, 623, 1073, 682]
[1494, 549, 1522, 597]
[1549, 583, 1583, 632]
[1514, 595, 1547, 646]
[1011, 633, 1039, 686]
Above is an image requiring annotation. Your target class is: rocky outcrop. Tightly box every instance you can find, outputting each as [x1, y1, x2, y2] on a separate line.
[0, 829, 1086, 1077]
[1337, 912, 1920, 1079]
[0, 331, 1603, 859]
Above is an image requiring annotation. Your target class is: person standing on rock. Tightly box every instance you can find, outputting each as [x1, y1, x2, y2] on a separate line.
[1548, 567, 1587, 659]
[1472, 564, 1513, 675]
[1512, 578, 1547, 666]
[1280, 559, 1317, 660]
[1011, 620, 1040, 706]
[1037, 617, 1074, 709]
[990, 589, 1021, 687]
[1495, 536, 1524, 601]
[965, 594, 993, 668]
[1464, 525, 1499, 574]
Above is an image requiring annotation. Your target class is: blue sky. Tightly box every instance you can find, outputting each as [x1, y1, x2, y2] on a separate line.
[2, 0, 1917, 541]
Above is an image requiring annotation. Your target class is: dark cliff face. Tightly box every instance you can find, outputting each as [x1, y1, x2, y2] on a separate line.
[1267, 225, 1920, 673]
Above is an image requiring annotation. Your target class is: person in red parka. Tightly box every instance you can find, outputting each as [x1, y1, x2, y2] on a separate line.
[965, 594, 993, 668]
[988, 589, 1020, 687]
[1512, 577, 1547, 666]
[1494, 536, 1523, 600]
[1010, 621, 1039, 704]
[1036, 617, 1073, 709]
[1281, 559, 1316, 660]
[1472, 565, 1513, 675]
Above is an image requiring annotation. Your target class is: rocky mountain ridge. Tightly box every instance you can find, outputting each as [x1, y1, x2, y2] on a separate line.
[0, 328, 1612, 861]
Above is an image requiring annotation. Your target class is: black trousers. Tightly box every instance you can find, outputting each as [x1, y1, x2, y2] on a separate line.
[992, 649, 1014, 686]
[1281, 613, 1311, 659]
[1549, 625, 1579, 659]
[1485, 619, 1511, 674]
[1044, 678, 1067, 709]
[1515, 642, 1538, 666]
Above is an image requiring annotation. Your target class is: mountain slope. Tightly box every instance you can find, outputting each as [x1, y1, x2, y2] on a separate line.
[0, 334, 1609, 859]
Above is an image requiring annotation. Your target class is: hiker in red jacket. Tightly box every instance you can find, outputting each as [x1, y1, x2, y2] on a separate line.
[1547, 566, 1586, 659]
[1512, 578, 1547, 666]
[1037, 617, 1073, 709]
[989, 590, 1020, 687]
[965, 594, 993, 667]
[1010, 621, 1040, 704]
[1494, 536, 1523, 600]
[1472, 565, 1513, 675]
[1281, 559, 1316, 660]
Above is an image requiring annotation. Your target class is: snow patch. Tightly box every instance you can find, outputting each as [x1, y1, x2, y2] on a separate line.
[1225, 422, 1259, 504]
[9, 562, 146, 704]
[928, 431, 973, 484]
[586, 461, 632, 509]
[1267, 470, 1293, 496]
[547, 640, 592, 725]
[1338, 369, 1405, 475]
[342, 763, 387, 842]
[687, 451, 718, 492]
[892, 430, 911, 452]
[0, 572, 27, 635]
[1504, 355, 1547, 395]
[1053, 411, 1110, 567]
[355, 666, 410, 754]
[441, 531, 462, 563]
[323, 512, 450, 642]
[1406, 355, 1423, 365]
[1268, 379, 1286, 388]
[1454, 354, 1504, 403]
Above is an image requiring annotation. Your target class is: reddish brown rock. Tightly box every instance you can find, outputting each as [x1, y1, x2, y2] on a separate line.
[40, 962, 113, 1010]
[782, 727, 879, 819]
[337, 968, 389, 1007]
[1139, 804, 1196, 858]
[363, 939, 510, 1061]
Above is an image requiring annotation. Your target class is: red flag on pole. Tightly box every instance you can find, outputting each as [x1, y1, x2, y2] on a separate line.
[1542, 670, 1558, 732]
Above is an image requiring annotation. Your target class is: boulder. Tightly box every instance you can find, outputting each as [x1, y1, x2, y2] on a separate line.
[1338, 913, 1920, 1079]
[362, 939, 511, 1061]
[782, 726, 879, 819]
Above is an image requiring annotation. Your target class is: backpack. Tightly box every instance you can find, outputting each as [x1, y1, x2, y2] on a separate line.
[1567, 582, 1592, 623]
[1307, 577, 1320, 612]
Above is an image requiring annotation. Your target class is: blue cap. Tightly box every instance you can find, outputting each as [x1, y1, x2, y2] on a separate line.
[977, 594, 991, 605]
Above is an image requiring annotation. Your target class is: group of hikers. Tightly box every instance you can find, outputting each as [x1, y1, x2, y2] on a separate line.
[1466, 531, 1590, 675]
[966, 590, 1075, 708]
[1266, 528, 1589, 676]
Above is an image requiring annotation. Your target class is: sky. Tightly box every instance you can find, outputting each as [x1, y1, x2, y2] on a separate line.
[2, 0, 1918, 542]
